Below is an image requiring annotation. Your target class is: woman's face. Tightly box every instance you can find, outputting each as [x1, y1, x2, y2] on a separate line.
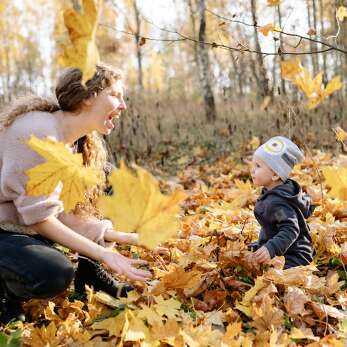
[87, 79, 127, 135]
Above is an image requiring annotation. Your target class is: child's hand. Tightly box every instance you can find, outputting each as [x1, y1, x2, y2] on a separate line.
[152, 246, 170, 256]
[253, 246, 271, 265]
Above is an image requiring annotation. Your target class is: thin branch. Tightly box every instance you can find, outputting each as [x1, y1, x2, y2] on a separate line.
[99, 24, 187, 43]
[205, 8, 347, 55]
[100, 16, 337, 57]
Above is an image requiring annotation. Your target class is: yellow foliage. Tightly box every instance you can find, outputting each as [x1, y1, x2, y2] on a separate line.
[281, 59, 342, 109]
[235, 276, 265, 317]
[334, 127, 347, 143]
[281, 58, 303, 80]
[258, 23, 280, 36]
[153, 296, 182, 320]
[321, 167, 347, 201]
[25, 135, 102, 211]
[267, 0, 281, 6]
[337, 6, 347, 22]
[58, 0, 102, 83]
[91, 311, 126, 337]
[16, 147, 347, 345]
[97, 161, 186, 249]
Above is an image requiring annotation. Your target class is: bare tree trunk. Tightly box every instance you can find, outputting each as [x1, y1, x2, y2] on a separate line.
[230, 52, 244, 97]
[277, 5, 286, 95]
[133, 0, 143, 90]
[197, 0, 217, 123]
[250, 0, 271, 97]
[312, 0, 319, 73]
[319, 0, 327, 84]
[307, 0, 318, 74]
[187, 0, 199, 68]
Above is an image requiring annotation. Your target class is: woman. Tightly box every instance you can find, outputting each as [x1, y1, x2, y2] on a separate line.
[0, 64, 151, 324]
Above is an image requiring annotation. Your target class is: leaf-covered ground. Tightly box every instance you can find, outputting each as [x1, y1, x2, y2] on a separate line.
[1, 149, 346, 347]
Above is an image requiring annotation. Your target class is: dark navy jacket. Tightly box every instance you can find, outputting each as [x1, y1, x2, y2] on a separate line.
[252, 179, 314, 269]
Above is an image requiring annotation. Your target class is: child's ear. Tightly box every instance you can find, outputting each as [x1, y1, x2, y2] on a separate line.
[82, 98, 93, 107]
[272, 173, 281, 181]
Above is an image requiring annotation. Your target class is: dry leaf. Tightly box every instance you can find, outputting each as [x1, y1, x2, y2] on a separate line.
[258, 23, 280, 36]
[58, 0, 102, 83]
[25, 135, 102, 211]
[267, 0, 281, 6]
[97, 161, 186, 249]
[337, 6, 347, 22]
[321, 166, 347, 201]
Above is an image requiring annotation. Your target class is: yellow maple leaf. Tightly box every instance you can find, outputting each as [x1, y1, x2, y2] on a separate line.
[321, 167, 347, 201]
[97, 161, 186, 249]
[281, 59, 303, 81]
[229, 179, 256, 209]
[91, 311, 126, 337]
[258, 23, 280, 36]
[323, 76, 342, 97]
[58, 0, 102, 83]
[25, 135, 102, 211]
[281, 59, 342, 109]
[337, 6, 347, 22]
[235, 276, 265, 317]
[137, 304, 163, 326]
[334, 126, 347, 143]
[267, 0, 281, 6]
[153, 296, 182, 320]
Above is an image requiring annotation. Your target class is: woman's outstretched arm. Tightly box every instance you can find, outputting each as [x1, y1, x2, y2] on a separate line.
[31, 216, 152, 282]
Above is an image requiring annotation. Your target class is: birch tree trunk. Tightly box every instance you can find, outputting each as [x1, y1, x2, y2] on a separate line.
[197, 0, 217, 122]
[250, 0, 271, 97]
[133, 0, 143, 90]
[319, 0, 327, 84]
[277, 5, 286, 95]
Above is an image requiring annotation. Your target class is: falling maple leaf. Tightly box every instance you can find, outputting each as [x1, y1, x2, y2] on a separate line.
[258, 23, 280, 36]
[58, 0, 102, 83]
[97, 161, 186, 249]
[281, 59, 303, 80]
[321, 166, 347, 201]
[267, 0, 281, 6]
[337, 6, 347, 21]
[280, 59, 342, 109]
[333, 127, 347, 143]
[25, 135, 102, 211]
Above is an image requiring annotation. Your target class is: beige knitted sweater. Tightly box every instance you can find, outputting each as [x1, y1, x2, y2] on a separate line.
[0, 111, 112, 244]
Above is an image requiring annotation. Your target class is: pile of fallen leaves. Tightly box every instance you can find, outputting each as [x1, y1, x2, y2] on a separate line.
[1, 149, 347, 347]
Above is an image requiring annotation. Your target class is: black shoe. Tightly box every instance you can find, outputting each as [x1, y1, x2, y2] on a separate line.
[0, 280, 26, 324]
[74, 257, 134, 298]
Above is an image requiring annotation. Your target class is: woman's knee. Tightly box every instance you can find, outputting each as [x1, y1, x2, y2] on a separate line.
[0, 233, 75, 299]
[31, 252, 75, 298]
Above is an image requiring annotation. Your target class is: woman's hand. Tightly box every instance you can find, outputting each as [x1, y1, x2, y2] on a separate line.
[100, 249, 152, 282]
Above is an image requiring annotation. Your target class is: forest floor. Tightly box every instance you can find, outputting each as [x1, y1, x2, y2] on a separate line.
[0, 141, 346, 347]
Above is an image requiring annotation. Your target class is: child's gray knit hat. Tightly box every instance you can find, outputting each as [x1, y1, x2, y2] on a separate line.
[254, 136, 304, 181]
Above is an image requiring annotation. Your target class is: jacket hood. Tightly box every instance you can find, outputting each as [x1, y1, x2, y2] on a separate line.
[259, 179, 314, 218]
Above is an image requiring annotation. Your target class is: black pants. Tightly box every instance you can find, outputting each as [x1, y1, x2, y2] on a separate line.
[0, 230, 74, 300]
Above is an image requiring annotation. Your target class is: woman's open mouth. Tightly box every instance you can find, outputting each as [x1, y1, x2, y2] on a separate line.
[105, 110, 121, 129]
